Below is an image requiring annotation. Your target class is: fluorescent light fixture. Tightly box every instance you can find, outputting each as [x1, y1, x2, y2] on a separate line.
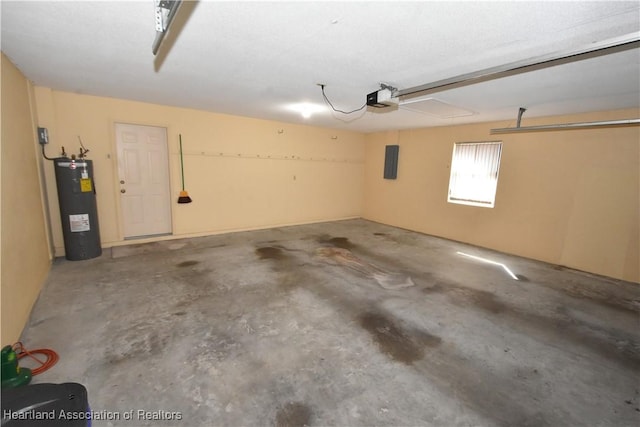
[287, 103, 326, 119]
[457, 251, 519, 280]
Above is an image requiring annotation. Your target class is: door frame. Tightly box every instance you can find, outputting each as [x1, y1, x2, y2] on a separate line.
[111, 121, 175, 241]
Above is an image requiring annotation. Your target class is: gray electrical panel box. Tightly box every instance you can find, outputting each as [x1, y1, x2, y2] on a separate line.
[384, 145, 399, 179]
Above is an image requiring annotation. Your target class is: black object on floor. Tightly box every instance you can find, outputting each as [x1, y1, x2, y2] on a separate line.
[1, 382, 90, 426]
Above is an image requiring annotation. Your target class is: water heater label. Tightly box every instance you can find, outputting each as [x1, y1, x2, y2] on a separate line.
[80, 178, 93, 192]
[69, 214, 90, 232]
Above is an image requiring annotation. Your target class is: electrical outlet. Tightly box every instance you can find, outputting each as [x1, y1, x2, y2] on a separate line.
[37, 127, 49, 144]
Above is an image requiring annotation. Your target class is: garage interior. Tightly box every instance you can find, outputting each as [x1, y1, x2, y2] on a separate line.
[1, 1, 639, 426]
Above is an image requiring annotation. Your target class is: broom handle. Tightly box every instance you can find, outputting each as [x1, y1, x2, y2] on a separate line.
[179, 134, 186, 191]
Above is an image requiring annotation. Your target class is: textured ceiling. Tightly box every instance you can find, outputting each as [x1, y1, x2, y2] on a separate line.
[2, 1, 639, 133]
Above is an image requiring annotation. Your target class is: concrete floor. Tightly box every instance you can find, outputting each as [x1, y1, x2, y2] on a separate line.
[21, 219, 640, 426]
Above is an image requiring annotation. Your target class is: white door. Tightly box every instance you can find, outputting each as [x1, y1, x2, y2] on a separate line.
[115, 123, 172, 238]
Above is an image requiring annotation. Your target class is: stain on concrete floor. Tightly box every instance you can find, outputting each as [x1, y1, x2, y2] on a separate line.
[358, 311, 441, 365]
[176, 260, 199, 268]
[316, 246, 414, 290]
[422, 279, 640, 371]
[275, 402, 312, 427]
[256, 246, 286, 260]
[317, 235, 355, 250]
[22, 219, 640, 426]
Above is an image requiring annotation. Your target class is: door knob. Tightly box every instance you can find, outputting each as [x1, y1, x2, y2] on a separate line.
[120, 180, 125, 184]
[120, 189, 126, 193]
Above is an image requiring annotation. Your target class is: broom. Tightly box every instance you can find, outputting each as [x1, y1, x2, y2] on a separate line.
[177, 134, 192, 204]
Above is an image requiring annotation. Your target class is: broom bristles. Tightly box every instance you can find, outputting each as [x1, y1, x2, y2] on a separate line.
[178, 190, 192, 204]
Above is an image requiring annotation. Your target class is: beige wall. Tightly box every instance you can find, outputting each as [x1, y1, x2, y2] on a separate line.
[364, 110, 640, 283]
[1, 53, 51, 344]
[3, 74, 635, 347]
[33, 89, 365, 254]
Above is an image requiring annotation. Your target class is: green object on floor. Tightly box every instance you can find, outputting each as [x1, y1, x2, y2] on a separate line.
[1, 345, 32, 389]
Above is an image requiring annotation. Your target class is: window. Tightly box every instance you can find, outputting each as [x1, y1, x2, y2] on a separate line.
[448, 141, 502, 208]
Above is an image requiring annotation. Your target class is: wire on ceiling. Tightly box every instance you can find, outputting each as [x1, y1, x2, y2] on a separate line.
[320, 85, 367, 115]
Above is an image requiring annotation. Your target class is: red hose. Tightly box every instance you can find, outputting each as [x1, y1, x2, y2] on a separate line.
[12, 342, 59, 375]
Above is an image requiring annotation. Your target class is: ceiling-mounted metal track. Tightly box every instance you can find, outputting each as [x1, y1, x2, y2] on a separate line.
[397, 33, 640, 100]
[152, 0, 183, 55]
[490, 118, 640, 134]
